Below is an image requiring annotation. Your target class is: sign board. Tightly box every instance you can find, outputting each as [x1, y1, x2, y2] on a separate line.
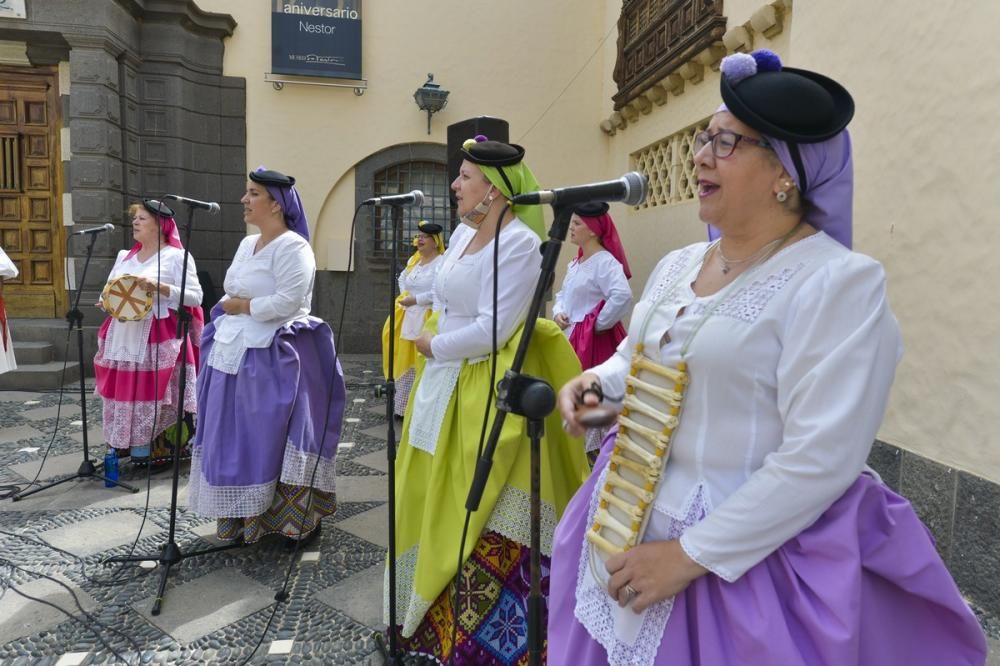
[271, 1, 362, 80]
[0, 0, 27, 20]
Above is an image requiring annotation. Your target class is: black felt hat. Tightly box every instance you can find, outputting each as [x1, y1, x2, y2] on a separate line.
[249, 169, 296, 187]
[461, 139, 525, 167]
[142, 199, 174, 218]
[417, 220, 443, 235]
[573, 202, 610, 218]
[720, 51, 854, 144]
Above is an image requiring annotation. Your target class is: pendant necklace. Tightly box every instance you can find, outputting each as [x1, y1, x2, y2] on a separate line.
[716, 223, 801, 274]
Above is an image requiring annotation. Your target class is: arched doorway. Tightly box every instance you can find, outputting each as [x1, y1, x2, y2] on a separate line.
[314, 142, 452, 353]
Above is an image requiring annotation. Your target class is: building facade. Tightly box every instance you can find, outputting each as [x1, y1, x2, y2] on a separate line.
[0, 0, 245, 332]
[3, 0, 999, 618]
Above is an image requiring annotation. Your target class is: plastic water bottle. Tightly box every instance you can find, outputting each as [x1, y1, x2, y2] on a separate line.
[104, 450, 119, 487]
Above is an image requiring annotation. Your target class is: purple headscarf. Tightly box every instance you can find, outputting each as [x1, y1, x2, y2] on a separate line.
[253, 165, 310, 240]
[769, 129, 853, 248]
[709, 104, 854, 249]
[709, 50, 855, 249]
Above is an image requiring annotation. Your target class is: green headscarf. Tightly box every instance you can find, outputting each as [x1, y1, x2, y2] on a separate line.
[462, 137, 546, 240]
[479, 163, 545, 240]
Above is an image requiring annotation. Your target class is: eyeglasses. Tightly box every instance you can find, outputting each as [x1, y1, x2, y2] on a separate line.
[693, 129, 772, 159]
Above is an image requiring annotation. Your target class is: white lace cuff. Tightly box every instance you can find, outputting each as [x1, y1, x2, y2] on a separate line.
[678, 531, 739, 583]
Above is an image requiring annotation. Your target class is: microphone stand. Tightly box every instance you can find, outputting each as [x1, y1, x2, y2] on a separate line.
[464, 203, 574, 666]
[103, 203, 240, 615]
[13, 228, 140, 501]
[375, 204, 405, 664]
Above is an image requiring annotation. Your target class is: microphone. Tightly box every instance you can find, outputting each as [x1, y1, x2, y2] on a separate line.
[510, 172, 648, 207]
[71, 223, 115, 236]
[362, 190, 425, 207]
[163, 194, 221, 214]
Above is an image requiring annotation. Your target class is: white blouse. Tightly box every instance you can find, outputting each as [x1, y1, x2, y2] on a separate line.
[576, 233, 902, 662]
[101, 246, 202, 362]
[429, 220, 540, 365]
[0, 246, 17, 373]
[552, 250, 632, 337]
[208, 232, 315, 373]
[407, 220, 541, 454]
[0, 246, 16, 279]
[398, 254, 443, 340]
[589, 232, 902, 579]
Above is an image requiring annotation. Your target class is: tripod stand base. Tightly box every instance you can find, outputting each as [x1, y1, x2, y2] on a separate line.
[11, 459, 141, 501]
[373, 629, 407, 665]
[104, 538, 243, 615]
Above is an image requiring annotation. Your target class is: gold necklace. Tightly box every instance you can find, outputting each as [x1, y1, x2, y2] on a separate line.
[716, 223, 802, 275]
[587, 224, 802, 571]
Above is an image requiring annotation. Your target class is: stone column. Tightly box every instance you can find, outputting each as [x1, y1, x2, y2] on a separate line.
[64, 35, 129, 324]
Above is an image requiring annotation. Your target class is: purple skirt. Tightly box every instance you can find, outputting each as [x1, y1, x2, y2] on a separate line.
[188, 309, 346, 519]
[548, 436, 988, 666]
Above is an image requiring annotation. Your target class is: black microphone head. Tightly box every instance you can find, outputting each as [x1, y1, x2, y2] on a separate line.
[621, 172, 648, 207]
[411, 190, 425, 207]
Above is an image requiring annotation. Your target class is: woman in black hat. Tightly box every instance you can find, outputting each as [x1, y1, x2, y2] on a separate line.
[380, 219, 444, 418]
[547, 50, 986, 665]
[552, 201, 632, 370]
[94, 199, 203, 467]
[187, 167, 346, 548]
[553, 202, 633, 460]
[386, 136, 590, 663]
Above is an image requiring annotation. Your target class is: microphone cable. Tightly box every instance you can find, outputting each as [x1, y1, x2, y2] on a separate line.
[0, 229, 89, 499]
[517, 22, 617, 144]
[0, 555, 143, 664]
[0, 526, 155, 590]
[239, 368, 341, 666]
[0, 353, 71, 499]
[335, 203, 368, 352]
[447, 202, 510, 665]
[95, 195, 180, 589]
[3, 208, 173, 595]
[238, 227, 350, 666]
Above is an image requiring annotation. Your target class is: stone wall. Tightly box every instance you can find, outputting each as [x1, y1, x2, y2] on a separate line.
[0, 0, 244, 333]
[868, 440, 1000, 620]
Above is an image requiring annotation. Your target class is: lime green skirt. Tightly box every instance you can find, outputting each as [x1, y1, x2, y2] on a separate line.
[389, 318, 590, 636]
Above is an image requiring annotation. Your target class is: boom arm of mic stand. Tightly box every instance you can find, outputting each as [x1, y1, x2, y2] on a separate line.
[465, 204, 574, 512]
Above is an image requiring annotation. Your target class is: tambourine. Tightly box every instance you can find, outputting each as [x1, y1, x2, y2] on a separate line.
[101, 275, 153, 322]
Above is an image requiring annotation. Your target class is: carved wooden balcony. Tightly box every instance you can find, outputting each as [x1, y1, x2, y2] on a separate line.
[613, 0, 727, 110]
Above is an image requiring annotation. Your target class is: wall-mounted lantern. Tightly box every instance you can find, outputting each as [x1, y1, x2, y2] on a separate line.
[413, 73, 449, 135]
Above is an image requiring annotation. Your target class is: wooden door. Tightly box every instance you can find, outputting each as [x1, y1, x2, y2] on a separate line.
[0, 66, 64, 318]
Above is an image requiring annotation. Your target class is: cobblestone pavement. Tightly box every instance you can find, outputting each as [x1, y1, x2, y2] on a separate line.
[0, 354, 391, 665]
[2, 354, 999, 665]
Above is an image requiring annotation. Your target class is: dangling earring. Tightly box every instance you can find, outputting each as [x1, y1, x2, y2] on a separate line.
[776, 191, 788, 203]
